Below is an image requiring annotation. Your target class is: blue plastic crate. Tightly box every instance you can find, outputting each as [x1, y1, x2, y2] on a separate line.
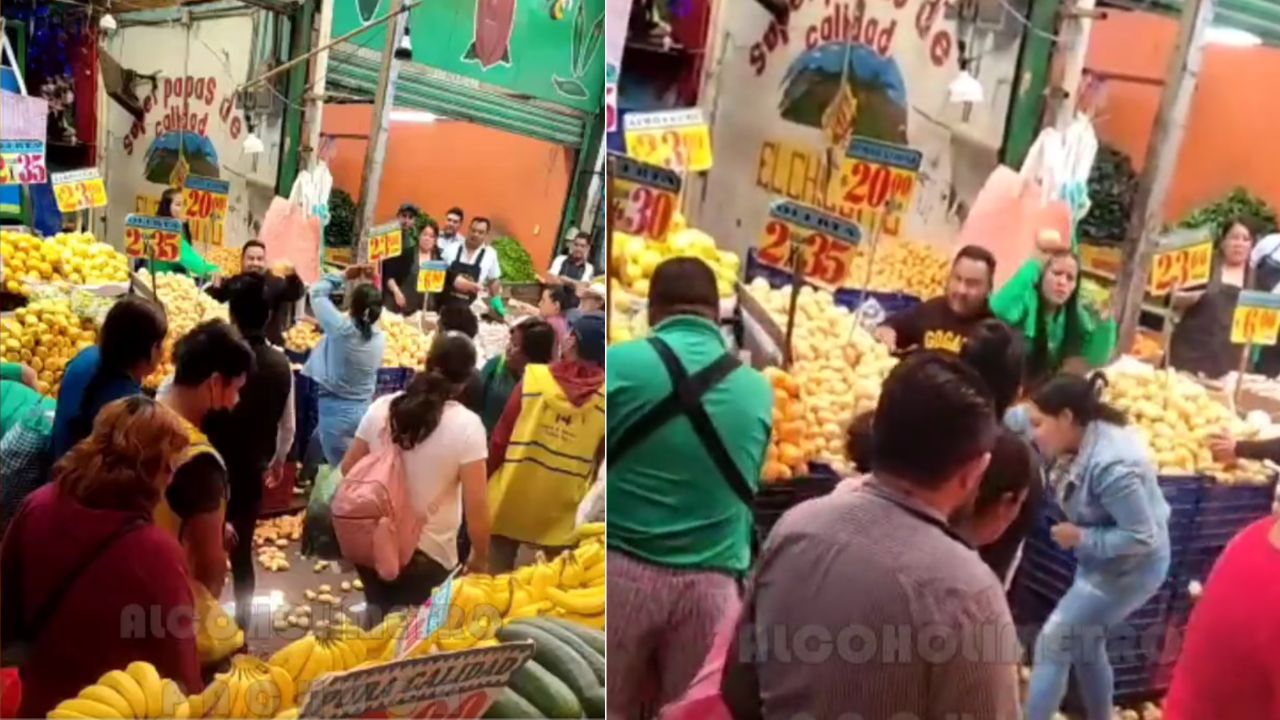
[374, 367, 414, 398]
[743, 250, 923, 318]
[1198, 480, 1275, 513]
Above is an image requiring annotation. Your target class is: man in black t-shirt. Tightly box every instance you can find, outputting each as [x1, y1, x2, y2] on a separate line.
[876, 244, 997, 355]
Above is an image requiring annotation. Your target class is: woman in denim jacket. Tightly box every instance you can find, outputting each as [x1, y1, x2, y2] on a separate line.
[1022, 373, 1171, 720]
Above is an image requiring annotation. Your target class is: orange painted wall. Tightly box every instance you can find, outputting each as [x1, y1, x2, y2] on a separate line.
[322, 104, 576, 267]
[1085, 10, 1280, 222]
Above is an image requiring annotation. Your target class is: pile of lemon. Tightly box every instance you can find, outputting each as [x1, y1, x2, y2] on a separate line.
[0, 229, 129, 295]
[1, 298, 97, 395]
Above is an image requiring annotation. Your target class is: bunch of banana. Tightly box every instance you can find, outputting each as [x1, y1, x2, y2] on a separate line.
[267, 626, 367, 694]
[186, 656, 295, 719]
[48, 662, 188, 719]
[356, 611, 408, 662]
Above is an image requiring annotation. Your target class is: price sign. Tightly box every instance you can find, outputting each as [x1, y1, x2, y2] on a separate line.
[1148, 228, 1213, 296]
[367, 222, 403, 263]
[0, 140, 48, 186]
[182, 175, 229, 220]
[418, 260, 449, 293]
[301, 641, 535, 719]
[124, 215, 183, 263]
[624, 108, 713, 172]
[51, 168, 108, 212]
[609, 154, 681, 241]
[756, 199, 863, 289]
[821, 84, 858, 151]
[1231, 290, 1280, 345]
[834, 137, 922, 237]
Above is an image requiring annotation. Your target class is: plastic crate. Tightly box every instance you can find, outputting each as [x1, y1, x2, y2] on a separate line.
[374, 367, 414, 398]
[743, 250, 923, 318]
[752, 470, 841, 543]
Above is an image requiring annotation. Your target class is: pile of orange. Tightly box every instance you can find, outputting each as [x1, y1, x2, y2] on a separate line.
[761, 367, 808, 484]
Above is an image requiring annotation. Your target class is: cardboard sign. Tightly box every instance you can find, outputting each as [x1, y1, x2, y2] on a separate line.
[1231, 290, 1280, 346]
[51, 168, 108, 212]
[183, 175, 230, 221]
[418, 260, 449, 293]
[124, 215, 183, 263]
[0, 139, 48, 186]
[396, 567, 461, 660]
[833, 137, 922, 237]
[300, 641, 535, 719]
[756, 199, 863, 289]
[821, 84, 858, 152]
[367, 222, 403, 263]
[624, 108, 713, 172]
[1148, 228, 1213, 296]
[609, 154, 681, 241]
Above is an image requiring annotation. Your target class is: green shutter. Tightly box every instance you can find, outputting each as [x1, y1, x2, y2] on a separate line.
[326, 43, 589, 148]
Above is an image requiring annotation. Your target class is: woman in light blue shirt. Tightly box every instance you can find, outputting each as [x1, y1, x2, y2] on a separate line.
[303, 266, 386, 465]
[1022, 373, 1171, 720]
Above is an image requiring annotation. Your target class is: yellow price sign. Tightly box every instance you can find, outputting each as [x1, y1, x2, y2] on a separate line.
[1231, 290, 1280, 345]
[821, 84, 858, 151]
[0, 139, 48, 186]
[418, 260, 449, 293]
[831, 137, 922, 238]
[183, 175, 230, 246]
[609, 154, 682, 241]
[51, 168, 108, 212]
[623, 108, 713, 173]
[755, 199, 863, 290]
[124, 215, 183, 263]
[367, 222, 403, 263]
[1147, 229, 1213, 296]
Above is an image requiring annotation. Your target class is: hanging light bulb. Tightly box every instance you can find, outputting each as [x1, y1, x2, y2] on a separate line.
[948, 69, 984, 104]
[395, 24, 413, 60]
[99, 13, 118, 31]
[244, 132, 265, 154]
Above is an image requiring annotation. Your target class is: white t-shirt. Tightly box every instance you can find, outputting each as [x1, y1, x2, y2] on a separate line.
[355, 394, 487, 569]
[444, 243, 502, 285]
[438, 234, 465, 259]
[549, 255, 594, 282]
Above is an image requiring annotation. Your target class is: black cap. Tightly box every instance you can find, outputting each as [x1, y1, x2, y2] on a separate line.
[397, 203, 420, 217]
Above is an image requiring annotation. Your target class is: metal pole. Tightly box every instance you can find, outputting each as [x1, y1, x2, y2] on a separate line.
[783, 232, 803, 368]
[353, 0, 408, 264]
[1114, 0, 1216, 353]
[307, 0, 336, 170]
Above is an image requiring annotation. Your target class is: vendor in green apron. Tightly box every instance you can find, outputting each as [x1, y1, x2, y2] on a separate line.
[134, 188, 220, 277]
[441, 216, 502, 308]
[990, 251, 1116, 387]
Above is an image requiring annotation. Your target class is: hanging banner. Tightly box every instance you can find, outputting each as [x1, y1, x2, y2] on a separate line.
[0, 140, 48, 186]
[609, 154, 682, 241]
[1231, 290, 1280, 346]
[367, 222, 403, 263]
[1147, 228, 1214, 296]
[833, 137, 922, 236]
[605, 0, 633, 132]
[124, 215, 183, 263]
[624, 108, 713, 172]
[756, 199, 863, 289]
[51, 168, 109, 212]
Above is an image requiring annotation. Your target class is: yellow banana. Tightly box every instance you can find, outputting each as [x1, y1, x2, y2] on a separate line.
[582, 560, 605, 584]
[189, 677, 230, 719]
[159, 679, 187, 718]
[560, 556, 584, 587]
[124, 662, 163, 719]
[269, 635, 316, 680]
[436, 632, 478, 652]
[266, 663, 297, 712]
[77, 684, 135, 718]
[172, 702, 190, 720]
[573, 541, 603, 568]
[506, 600, 553, 619]
[275, 709, 299, 720]
[53, 698, 124, 719]
[99, 670, 148, 718]
[546, 586, 605, 615]
[48, 709, 93, 719]
[297, 642, 333, 689]
[576, 522, 605, 539]
[330, 640, 356, 671]
[555, 611, 605, 630]
[225, 675, 249, 720]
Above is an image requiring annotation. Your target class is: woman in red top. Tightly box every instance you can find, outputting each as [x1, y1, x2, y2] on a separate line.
[0, 397, 203, 717]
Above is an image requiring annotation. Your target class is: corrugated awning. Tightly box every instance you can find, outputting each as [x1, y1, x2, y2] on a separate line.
[1104, 0, 1280, 46]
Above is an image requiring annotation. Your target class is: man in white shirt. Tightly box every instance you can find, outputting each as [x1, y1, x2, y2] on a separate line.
[545, 232, 594, 290]
[439, 206, 467, 257]
[443, 216, 502, 306]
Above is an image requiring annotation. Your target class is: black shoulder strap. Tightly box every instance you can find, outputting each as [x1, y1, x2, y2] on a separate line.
[609, 337, 754, 506]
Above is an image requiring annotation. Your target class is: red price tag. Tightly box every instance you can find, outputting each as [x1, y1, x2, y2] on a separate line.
[610, 155, 682, 241]
[0, 140, 48, 186]
[124, 215, 184, 263]
[755, 200, 863, 290]
[835, 137, 921, 238]
[1148, 238, 1213, 295]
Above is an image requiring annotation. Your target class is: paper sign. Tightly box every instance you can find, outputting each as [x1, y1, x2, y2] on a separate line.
[821, 84, 858, 151]
[183, 175, 230, 220]
[418, 260, 449, 293]
[1231, 290, 1280, 346]
[624, 108, 713, 172]
[756, 200, 863, 289]
[833, 137, 922, 238]
[609, 154, 681, 241]
[0, 139, 48, 186]
[301, 641, 535, 719]
[1148, 228, 1213, 296]
[396, 567, 461, 660]
[1078, 242, 1123, 281]
[124, 215, 183, 263]
[51, 168, 108, 212]
[367, 222, 403, 263]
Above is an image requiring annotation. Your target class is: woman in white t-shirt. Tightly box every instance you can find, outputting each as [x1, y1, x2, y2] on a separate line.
[341, 333, 491, 617]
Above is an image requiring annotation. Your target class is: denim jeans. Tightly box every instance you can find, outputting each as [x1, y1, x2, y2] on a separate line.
[316, 393, 369, 467]
[1026, 547, 1171, 720]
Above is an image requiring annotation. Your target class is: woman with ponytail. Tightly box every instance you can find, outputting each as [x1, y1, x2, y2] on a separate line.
[303, 265, 387, 465]
[1023, 372, 1171, 720]
[341, 333, 490, 616]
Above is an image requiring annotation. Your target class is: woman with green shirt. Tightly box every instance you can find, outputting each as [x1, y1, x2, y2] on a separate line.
[0, 362, 54, 439]
[990, 252, 1116, 386]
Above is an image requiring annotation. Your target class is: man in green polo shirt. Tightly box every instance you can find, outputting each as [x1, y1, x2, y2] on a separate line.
[605, 257, 773, 716]
[1, 362, 54, 439]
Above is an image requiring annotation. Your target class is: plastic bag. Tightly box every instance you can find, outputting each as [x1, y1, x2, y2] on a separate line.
[956, 166, 1072, 288]
[259, 197, 321, 285]
[302, 464, 343, 559]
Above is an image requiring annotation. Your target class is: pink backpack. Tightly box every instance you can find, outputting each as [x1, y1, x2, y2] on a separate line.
[331, 424, 423, 581]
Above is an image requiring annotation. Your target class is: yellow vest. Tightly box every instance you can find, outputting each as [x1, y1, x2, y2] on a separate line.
[488, 365, 604, 547]
[155, 417, 242, 664]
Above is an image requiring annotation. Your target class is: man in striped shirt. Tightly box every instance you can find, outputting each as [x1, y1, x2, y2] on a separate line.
[722, 354, 1021, 720]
